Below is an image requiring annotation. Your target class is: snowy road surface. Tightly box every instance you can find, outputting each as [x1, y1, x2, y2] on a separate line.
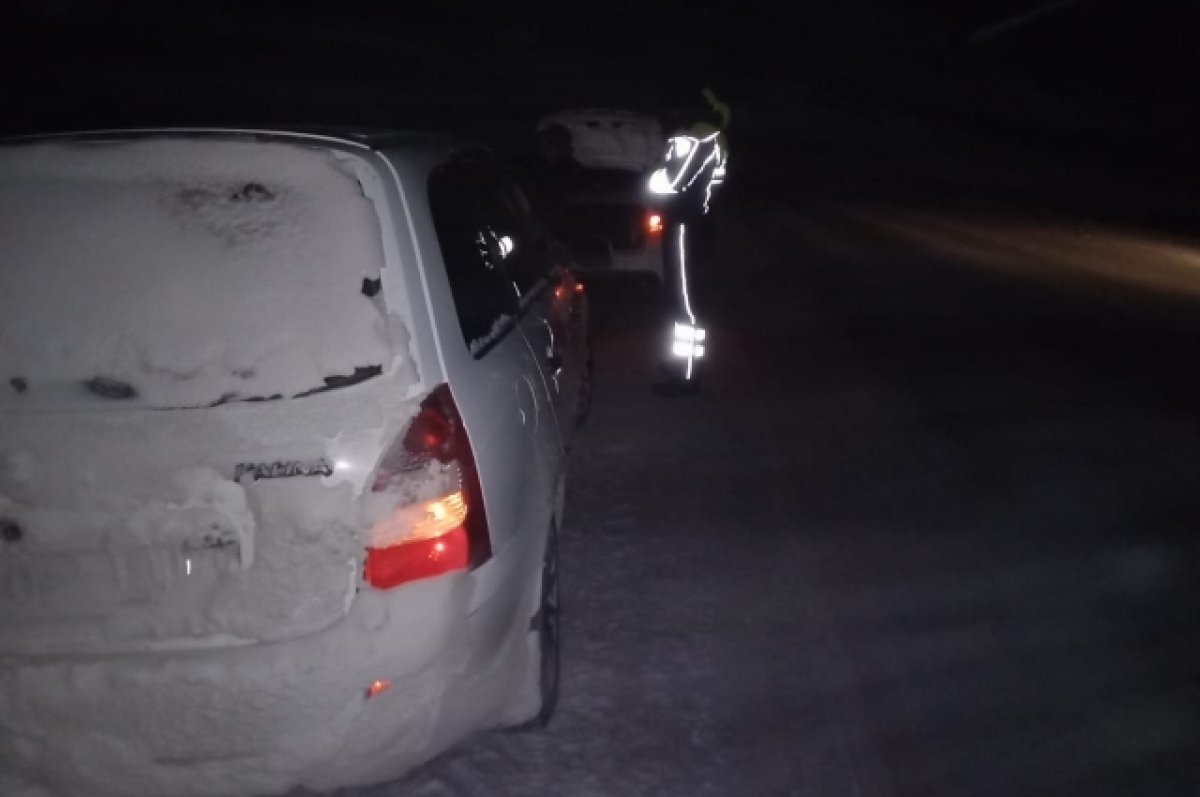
[345, 203, 1200, 797]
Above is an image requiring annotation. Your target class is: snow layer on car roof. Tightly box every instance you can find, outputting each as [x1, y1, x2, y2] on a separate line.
[538, 109, 665, 172]
[0, 138, 398, 408]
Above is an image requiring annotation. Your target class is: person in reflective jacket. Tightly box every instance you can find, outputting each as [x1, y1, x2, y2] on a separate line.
[647, 87, 729, 391]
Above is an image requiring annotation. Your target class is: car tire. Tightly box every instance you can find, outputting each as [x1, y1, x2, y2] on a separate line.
[573, 343, 594, 429]
[514, 523, 560, 730]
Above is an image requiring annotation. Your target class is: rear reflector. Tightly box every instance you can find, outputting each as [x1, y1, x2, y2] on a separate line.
[365, 679, 392, 699]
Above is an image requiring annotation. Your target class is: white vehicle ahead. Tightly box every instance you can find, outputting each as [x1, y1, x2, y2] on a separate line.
[0, 129, 590, 796]
[537, 109, 667, 282]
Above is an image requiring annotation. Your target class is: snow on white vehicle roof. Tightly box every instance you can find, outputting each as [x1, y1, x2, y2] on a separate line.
[538, 109, 665, 172]
[0, 134, 400, 408]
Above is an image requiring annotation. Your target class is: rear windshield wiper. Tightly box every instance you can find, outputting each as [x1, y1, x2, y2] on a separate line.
[294, 365, 383, 398]
[207, 391, 283, 407]
[84, 376, 138, 400]
[145, 365, 384, 409]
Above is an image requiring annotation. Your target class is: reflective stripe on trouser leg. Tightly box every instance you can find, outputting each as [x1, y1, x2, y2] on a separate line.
[661, 219, 702, 380]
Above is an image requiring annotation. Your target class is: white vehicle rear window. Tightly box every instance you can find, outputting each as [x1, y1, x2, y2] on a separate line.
[0, 137, 393, 408]
[539, 111, 664, 171]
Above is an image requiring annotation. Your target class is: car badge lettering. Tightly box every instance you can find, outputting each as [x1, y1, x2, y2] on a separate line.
[234, 458, 333, 482]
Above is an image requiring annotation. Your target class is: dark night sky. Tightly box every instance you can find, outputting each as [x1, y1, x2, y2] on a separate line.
[2, 1, 1197, 190]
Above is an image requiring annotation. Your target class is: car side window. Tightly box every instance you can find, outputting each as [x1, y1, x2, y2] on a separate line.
[428, 163, 520, 357]
[491, 174, 557, 297]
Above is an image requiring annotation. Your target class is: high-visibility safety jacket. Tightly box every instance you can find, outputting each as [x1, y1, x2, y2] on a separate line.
[647, 88, 729, 217]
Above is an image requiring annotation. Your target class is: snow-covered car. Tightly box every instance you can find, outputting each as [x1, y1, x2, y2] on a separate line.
[537, 109, 667, 282]
[0, 129, 590, 796]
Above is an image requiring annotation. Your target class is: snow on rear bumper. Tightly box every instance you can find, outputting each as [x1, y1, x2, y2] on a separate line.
[0, 573, 474, 797]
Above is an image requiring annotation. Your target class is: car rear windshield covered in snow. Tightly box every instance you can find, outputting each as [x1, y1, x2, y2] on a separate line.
[0, 137, 394, 408]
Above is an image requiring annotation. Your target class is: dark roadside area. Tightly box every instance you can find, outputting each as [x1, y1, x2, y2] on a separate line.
[451, 9, 1200, 790]
[392, 182, 1200, 797]
[391, 39, 1200, 793]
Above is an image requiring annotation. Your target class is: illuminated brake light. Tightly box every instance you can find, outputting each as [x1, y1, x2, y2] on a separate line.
[364, 385, 490, 589]
[365, 526, 470, 589]
[574, 281, 585, 294]
[647, 213, 664, 235]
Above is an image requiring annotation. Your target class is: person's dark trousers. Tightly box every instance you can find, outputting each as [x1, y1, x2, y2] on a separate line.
[655, 208, 703, 389]
[660, 215, 688, 323]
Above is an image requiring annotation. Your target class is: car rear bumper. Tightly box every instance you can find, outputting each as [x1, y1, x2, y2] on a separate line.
[0, 574, 475, 797]
[576, 246, 663, 283]
[612, 246, 662, 279]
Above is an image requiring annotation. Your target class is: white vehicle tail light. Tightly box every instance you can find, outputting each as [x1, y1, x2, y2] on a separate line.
[364, 384, 490, 589]
[647, 212, 664, 235]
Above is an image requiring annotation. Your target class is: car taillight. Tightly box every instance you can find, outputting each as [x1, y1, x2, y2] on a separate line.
[647, 212, 664, 235]
[364, 384, 490, 589]
[554, 278, 585, 300]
